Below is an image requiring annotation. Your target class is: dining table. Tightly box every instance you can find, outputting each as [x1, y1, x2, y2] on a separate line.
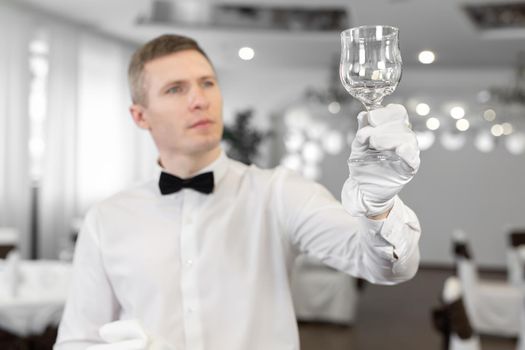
[0, 256, 72, 348]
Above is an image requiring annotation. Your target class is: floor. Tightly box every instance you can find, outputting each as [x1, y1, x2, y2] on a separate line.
[298, 268, 518, 350]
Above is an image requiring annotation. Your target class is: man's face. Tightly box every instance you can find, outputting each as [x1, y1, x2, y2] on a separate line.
[131, 50, 223, 157]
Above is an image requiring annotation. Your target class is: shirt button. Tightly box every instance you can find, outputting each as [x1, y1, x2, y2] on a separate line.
[186, 307, 193, 314]
[185, 216, 193, 225]
[186, 259, 193, 267]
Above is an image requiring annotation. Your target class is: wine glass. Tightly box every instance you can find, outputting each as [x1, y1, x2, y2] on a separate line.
[340, 25, 403, 165]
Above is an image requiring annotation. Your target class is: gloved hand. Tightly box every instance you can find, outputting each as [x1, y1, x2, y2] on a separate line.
[87, 319, 174, 350]
[342, 104, 420, 217]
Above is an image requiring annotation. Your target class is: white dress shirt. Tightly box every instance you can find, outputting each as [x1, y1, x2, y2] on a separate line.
[55, 151, 421, 350]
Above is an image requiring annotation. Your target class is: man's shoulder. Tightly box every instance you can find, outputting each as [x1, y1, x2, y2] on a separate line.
[93, 179, 158, 211]
[225, 158, 316, 195]
[226, 158, 289, 181]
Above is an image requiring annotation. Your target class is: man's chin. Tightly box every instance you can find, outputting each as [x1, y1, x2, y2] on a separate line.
[187, 139, 221, 156]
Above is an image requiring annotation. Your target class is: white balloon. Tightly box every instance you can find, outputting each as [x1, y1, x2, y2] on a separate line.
[322, 131, 344, 155]
[280, 154, 302, 172]
[303, 164, 321, 180]
[284, 131, 305, 153]
[440, 132, 466, 151]
[302, 142, 324, 164]
[306, 122, 328, 140]
[284, 107, 311, 131]
[415, 131, 435, 151]
[505, 132, 525, 155]
[474, 132, 495, 153]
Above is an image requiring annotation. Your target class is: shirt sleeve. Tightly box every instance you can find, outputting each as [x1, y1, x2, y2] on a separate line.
[275, 168, 420, 285]
[54, 207, 120, 350]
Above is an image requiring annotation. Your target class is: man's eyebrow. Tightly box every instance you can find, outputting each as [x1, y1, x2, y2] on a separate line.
[159, 79, 187, 91]
[159, 75, 218, 92]
[199, 75, 217, 81]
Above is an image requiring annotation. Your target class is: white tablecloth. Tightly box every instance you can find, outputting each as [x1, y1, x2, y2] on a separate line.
[0, 259, 72, 337]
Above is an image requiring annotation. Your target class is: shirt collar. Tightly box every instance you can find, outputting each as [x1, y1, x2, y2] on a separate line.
[194, 150, 228, 187]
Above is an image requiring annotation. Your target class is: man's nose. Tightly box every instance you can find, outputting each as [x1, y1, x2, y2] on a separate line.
[188, 87, 210, 110]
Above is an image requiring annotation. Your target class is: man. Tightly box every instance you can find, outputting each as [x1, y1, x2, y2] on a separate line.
[55, 34, 421, 350]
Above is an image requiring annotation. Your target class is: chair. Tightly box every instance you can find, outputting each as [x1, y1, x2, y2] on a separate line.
[0, 228, 18, 259]
[0, 327, 25, 350]
[452, 230, 522, 337]
[507, 231, 525, 288]
[0, 325, 58, 350]
[432, 276, 481, 350]
[519, 298, 525, 350]
[26, 325, 59, 350]
[290, 254, 359, 325]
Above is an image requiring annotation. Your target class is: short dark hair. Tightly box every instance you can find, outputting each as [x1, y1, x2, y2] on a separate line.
[128, 34, 211, 105]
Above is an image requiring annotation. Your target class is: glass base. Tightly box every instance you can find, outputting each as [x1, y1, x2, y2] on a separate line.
[349, 149, 401, 165]
[349, 149, 414, 173]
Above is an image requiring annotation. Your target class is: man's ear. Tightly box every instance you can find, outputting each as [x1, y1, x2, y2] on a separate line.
[129, 104, 150, 130]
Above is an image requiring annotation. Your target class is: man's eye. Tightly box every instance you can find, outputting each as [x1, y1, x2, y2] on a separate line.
[166, 86, 183, 94]
[202, 80, 215, 88]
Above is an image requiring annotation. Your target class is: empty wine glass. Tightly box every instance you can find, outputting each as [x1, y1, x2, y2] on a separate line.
[340, 25, 403, 165]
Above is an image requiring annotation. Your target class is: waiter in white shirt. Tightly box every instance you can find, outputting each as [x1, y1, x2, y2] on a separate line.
[55, 34, 422, 350]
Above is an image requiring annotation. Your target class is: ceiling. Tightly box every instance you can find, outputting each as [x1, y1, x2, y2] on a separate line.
[12, 0, 525, 70]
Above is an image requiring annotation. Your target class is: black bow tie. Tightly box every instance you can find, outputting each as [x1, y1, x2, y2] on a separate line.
[159, 171, 214, 195]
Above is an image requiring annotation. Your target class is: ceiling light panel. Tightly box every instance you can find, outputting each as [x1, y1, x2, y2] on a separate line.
[140, 1, 350, 31]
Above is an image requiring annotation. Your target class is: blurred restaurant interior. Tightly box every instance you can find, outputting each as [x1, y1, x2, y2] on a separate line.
[1, 0, 525, 349]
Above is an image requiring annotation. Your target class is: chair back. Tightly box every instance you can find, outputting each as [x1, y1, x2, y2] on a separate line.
[0, 227, 18, 259]
[507, 231, 525, 287]
[442, 277, 481, 350]
[510, 231, 525, 248]
[451, 231, 480, 319]
[518, 292, 525, 350]
[452, 241, 478, 290]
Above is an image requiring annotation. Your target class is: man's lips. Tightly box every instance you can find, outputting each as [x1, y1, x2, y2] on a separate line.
[190, 119, 213, 128]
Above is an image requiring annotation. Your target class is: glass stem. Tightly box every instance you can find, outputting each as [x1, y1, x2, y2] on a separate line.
[365, 101, 383, 111]
[363, 100, 382, 151]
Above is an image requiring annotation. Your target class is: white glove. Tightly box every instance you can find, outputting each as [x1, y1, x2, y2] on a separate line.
[342, 104, 420, 217]
[87, 319, 174, 350]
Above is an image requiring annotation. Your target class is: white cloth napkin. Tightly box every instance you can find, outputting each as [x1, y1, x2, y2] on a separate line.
[88, 319, 174, 350]
[4, 250, 22, 297]
[0, 259, 71, 337]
